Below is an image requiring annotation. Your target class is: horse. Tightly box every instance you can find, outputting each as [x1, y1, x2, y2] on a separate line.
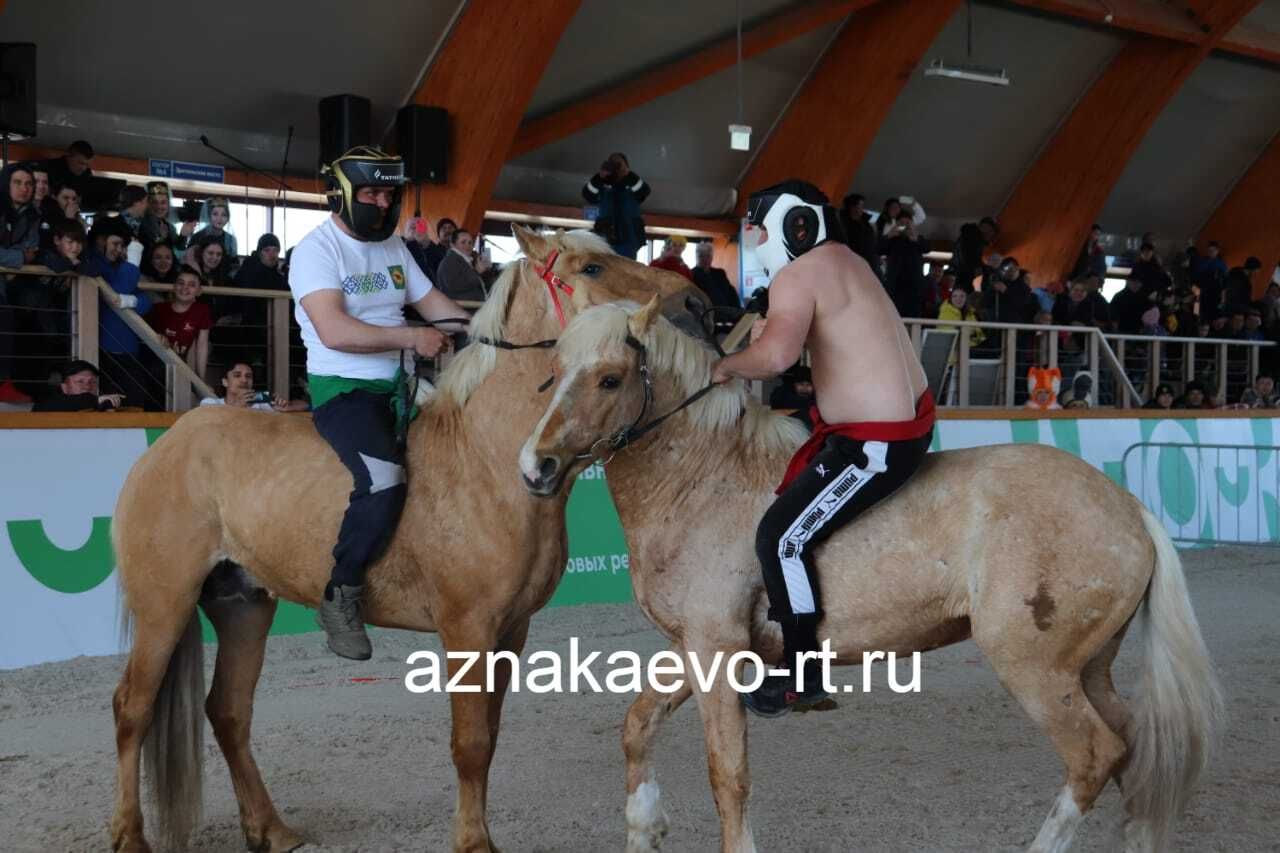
[517, 297, 1225, 853]
[108, 228, 702, 853]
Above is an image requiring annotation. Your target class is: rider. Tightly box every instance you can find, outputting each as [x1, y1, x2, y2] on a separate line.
[710, 180, 936, 717]
[289, 146, 468, 660]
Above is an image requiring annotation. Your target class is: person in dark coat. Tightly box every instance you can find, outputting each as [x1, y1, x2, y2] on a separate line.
[952, 216, 997, 293]
[32, 359, 123, 411]
[583, 152, 649, 259]
[839, 193, 879, 275]
[881, 212, 926, 319]
[1109, 276, 1151, 334]
[691, 241, 740, 310]
[232, 233, 288, 328]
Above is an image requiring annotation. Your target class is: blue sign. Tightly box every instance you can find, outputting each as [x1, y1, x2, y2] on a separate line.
[148, 159, 226, 184]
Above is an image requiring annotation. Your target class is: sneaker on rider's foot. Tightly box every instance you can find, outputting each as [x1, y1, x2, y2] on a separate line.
[741, 664, 829, 718]
[0, 381, 32, 404]
[316, 583, 372, 660]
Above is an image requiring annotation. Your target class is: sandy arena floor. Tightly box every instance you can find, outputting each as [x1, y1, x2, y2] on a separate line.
[1, 546, 1277, 852]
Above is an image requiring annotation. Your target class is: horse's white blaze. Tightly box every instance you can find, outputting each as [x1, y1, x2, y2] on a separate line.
[1029, 787, 1084, 853]
[625, 779, 667, 852]
[519, 364, 582, 481]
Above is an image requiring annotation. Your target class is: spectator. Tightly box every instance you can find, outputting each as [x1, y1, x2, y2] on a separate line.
[200, 360, 305, 411]
[1082, 275, 1112, 325]
[31, 359, 123, 412]
[38, 217, 87, 274]
[1072, 224, 1109, 281]
[119, 186, 147, 238]
[0, 162, 41, 403]
[42, 140, 95, 199]
[1144, 383, 1175, 411]
[1226, 308, 1247, 340]
[922, 264, 943, 318]
[232, 233, 287, 329]
[82, 215, 155, 410]
[935, 268, 957, 315]
[1139, 305, 1168, 337]
[1240, 306, 1265, 342]
[1130, 242, 1170, 296]
[839, 193, 879, 273]
[139, 181, 177, 249]
[192, 233, 232, 286]
[1109, 276, 1149, 334]
[981, 256, 1034, 333]
[186, 196, 239, 266]
[649, 236, 693, 281]
[40, 183, 82, 250]
[768, 364, 815, 428]
[141, 242, 178, 283]
[952, 216, 997, 293]
[1053, 279, 1106, 357]
[1225, 256, 1263, 309]
[690, 241, 740, 310]
[583, 152, 649, 258]
[1164, 287, 1199, 337]
[881, 211, 926, 318]
[420, 217, 456, 281]
[939, 287, 985, 349]
[1191, 241, 1227, 323]
[1246, 374, 1277, 408]
[876, 197, 925, 239]
[147, 265, 212, 381]
[1175, 380, 1211, 410]
[435, 228, 489, 303]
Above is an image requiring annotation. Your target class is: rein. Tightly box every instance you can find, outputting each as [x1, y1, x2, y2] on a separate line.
[574, 333, 718, 465]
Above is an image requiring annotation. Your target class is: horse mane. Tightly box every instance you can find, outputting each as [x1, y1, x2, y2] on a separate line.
[434, 229, 612, 408]
[557, 302, 809, 456]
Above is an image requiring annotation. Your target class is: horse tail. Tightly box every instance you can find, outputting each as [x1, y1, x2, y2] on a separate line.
[142, 611, 206, 850]
[1125, 507, 1225, 849]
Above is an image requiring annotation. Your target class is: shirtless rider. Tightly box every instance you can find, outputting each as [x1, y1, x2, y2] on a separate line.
[710, 180, 936, 717]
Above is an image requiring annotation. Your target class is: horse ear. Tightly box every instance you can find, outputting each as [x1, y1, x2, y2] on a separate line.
[628, 294, 662, 339]
[512, 224, 550, 263]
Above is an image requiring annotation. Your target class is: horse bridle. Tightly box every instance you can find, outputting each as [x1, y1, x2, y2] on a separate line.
[571, 334, 718, 466]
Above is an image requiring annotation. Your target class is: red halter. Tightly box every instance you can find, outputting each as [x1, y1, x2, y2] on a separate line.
[534, 250, 575, 328]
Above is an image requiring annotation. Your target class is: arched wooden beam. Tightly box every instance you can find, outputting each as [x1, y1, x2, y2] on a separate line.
[996, 0, 1260, 283]
[509, 0, 880, 159]
[405, 0, 582, 233]
[1198, 130, 1280, 294]
[735, 0, 962, 215]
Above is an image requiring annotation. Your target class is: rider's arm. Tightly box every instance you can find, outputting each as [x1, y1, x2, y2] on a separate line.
[712, 274, 813, 382]
[301, 290, 423, 353]
[410, 287, 470, 331]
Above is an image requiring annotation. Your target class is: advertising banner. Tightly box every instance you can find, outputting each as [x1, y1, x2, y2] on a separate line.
[3, 416, 1277, 668]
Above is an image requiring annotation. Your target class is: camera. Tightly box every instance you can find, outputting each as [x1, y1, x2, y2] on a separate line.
[251, 390, 273, 404]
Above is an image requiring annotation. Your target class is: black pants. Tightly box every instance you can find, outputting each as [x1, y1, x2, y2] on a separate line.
[312, 389, 408, 588]
[755, 430, 932, 660]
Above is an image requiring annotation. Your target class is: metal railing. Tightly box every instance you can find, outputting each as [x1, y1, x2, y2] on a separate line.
[902, 317, 1274, 409]
[1122, 442, 1280, 545]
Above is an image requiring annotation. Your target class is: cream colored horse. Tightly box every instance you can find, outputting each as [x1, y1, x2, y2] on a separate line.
[519, 298, 1225, 853]
[108, 229, 699, 853]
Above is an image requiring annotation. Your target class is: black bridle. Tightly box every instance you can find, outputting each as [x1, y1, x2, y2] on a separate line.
[571, 333, 718, 465]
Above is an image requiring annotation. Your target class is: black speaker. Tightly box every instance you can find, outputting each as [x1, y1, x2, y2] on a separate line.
[0, 43, 37, 138]
[396, 104, 448, 184]
[318, 94, 371, 167]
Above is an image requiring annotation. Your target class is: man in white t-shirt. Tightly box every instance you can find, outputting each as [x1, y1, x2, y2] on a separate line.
[289, 147, 468, 660]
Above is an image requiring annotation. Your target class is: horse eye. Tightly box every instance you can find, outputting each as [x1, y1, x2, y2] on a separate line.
[581, 263, 603, 276]
[599, 375, 622, 390]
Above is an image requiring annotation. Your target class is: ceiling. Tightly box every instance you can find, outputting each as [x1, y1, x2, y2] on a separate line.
[2, 0, 1277, 241]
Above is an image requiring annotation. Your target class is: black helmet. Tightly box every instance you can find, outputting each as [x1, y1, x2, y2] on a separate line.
[322, 146, 407, 241]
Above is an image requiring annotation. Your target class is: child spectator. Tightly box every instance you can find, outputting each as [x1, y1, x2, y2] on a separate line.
[146, 265, 212, 381]
[200, 360, 306, 411]
[939, 288, 985, 349]
[1144, 383, 1175, 410]
[82, 215, 155, 409]
[32, 359, 123, 412]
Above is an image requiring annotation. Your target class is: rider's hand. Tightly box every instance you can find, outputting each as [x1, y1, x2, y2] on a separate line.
[710, 360, 732, 385]
[411, 326, 451, 358]
[749, 317, 768, 344]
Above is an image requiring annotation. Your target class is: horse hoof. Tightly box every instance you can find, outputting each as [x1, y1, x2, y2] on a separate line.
[246, 821, 306, 852]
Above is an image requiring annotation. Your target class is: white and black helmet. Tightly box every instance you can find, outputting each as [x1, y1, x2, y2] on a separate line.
[746, 180, 843, 278]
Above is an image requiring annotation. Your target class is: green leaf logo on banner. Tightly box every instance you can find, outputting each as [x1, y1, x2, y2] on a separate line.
[8, 517, 115, 593]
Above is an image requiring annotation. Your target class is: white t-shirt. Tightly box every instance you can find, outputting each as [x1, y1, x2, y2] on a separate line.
[288, 217, 433, 380]
[200, 397, 274, 411]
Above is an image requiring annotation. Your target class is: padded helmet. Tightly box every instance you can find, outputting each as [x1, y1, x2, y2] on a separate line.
[322, 146, 407, 242]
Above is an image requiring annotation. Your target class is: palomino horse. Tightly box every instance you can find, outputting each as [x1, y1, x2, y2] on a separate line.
[109, 228, 701, 853]
[518, 298, 1224, 853]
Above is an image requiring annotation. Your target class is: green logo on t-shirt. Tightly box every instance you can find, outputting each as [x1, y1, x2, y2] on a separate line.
[388, 265, 406, 290]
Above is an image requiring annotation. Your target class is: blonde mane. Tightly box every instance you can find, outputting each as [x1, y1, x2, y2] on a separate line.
[557, 302, 808, 455]
[434, 229, 613, 407]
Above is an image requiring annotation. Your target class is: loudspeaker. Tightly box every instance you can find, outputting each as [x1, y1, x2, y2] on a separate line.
[0, 43, 37, 138]
[318, 94, 371, 167]
[396, 104, 448, 184]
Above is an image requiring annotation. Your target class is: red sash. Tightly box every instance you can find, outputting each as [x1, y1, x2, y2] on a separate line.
[776, 389, 936, 494]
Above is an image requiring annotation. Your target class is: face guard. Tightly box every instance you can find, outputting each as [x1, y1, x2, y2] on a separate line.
[746, 190, 830, 278]
[323, 146, 407, 241]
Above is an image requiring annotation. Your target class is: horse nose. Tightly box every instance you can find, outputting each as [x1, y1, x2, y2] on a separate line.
[538, 456, 560, 481]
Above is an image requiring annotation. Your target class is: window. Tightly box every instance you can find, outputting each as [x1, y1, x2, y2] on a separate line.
[272, 206, 332, 252]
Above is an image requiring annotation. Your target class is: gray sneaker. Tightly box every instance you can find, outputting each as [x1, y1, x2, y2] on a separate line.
[316, 584, 372, 660]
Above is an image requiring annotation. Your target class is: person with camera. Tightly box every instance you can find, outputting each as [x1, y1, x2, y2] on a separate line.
[710, 180, 934, 718]
[583, 152, 649, 258]
[200, 360, 305, 411]
[290, 146, 469, 660]
[33, 360, 124, 412]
